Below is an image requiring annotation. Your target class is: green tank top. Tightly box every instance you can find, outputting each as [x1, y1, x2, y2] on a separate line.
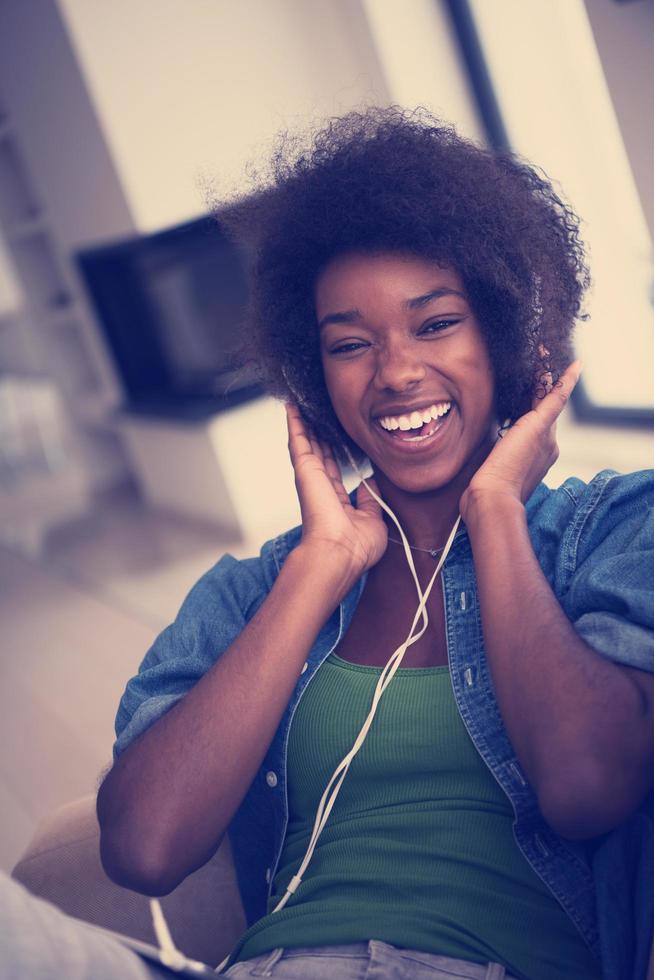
[229, 654, 599, 979]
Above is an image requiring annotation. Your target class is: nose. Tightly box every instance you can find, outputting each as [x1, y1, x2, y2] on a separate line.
[372, 339, 426, 392]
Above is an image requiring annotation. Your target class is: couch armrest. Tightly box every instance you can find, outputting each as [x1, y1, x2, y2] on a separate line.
[11, 794, 246, 967]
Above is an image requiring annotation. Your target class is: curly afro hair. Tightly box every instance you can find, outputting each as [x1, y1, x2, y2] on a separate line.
[221, 106, 589, 460]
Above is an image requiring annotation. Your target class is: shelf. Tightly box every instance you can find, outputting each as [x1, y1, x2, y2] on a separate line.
[46, 303, 80, 326]
[10, 232, 72, 312]
[7, 215, 48, 242]
[45, 318, 104, 399]
[0, 82, 130, 497]
[71, 393, 120, 428]
[0, 138, 41, 225]
[0, 311, 42, 375]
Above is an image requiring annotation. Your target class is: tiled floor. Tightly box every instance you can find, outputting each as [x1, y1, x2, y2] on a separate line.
[0, 487, 252, 873]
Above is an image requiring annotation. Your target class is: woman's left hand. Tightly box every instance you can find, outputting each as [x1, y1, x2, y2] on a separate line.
[459, 360, 582, 520]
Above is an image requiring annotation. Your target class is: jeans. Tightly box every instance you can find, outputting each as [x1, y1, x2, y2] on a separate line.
[1, 872, 174, 979]
[1, 872, 518, 980]
[222, 942, 519, 979]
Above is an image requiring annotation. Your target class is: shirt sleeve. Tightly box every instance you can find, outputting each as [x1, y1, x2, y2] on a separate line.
[563, 470, 654, 674]
[113, 550, 273, 759]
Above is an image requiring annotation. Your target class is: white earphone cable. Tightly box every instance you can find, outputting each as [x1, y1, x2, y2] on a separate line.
[269, 464, 461, 913]
[214, 457, 461, 972]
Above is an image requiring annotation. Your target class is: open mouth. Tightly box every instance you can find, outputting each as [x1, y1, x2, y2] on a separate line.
[376, 402, 453, 445]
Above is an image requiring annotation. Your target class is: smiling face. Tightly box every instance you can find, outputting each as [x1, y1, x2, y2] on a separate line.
[316, 252, 498, 498]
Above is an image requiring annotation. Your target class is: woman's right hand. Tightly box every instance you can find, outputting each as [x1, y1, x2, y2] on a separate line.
[286, 403, 388, 579]
[99, 406, 383, 896]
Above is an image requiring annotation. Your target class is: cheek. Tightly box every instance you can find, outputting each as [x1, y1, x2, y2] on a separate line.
[328, 387, 355, 433]
[322, 362, 338, 411]
[324, 372, 366, 445]
[459, 348, 495, 406]
[323, 370, 347, 426]
[323, 360, 352, 412]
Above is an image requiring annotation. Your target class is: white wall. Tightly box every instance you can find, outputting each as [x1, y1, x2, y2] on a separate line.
[0, 1, 136, 252]
[584, 0, 654, 244]
[0, 234, 22, 318]
[360, 0, 483, 142]
[469, 0, 654, 414]
[57, 0, 392, 231]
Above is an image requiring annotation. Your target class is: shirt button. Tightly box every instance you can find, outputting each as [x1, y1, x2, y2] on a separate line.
[265, 867, 272, 884]
[301, 661, 308, 674]
[266, 771, 278, 788]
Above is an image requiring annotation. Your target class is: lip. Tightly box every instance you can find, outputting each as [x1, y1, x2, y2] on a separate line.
[373, 404, 455, 455]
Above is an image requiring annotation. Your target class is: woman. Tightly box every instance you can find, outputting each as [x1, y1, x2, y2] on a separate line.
[3, 108, 653, 980]
[95, 108, 654, 979]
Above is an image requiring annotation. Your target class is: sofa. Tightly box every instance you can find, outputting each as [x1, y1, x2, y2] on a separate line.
[11, 794, 246, 969]
[12, 795, 654, 979]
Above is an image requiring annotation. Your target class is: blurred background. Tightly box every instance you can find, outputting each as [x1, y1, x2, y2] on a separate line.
[0, 0, 653, 873]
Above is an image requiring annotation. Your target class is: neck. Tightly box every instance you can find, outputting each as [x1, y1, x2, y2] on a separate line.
[371, 473, 463, 550]
[356, 430, 497, 548]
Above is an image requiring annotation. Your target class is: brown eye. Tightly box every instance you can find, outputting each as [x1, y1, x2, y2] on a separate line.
[419, 319, 461, 336]
[330, 341, 369, 355]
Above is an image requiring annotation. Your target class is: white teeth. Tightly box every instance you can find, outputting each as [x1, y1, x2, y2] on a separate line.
[433, 402, 450, 418]
[378, 401, 451, 431]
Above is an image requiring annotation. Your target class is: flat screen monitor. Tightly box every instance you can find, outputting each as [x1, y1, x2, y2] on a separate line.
[77, 216, 262, 418]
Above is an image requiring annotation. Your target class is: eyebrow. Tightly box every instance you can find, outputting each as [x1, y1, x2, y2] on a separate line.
[406, 287, 467, 309]
[317, 288, 467, 330]
[317, 309, 361, 330]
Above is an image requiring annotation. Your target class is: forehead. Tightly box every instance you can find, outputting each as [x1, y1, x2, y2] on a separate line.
[314, 252, 467, 317]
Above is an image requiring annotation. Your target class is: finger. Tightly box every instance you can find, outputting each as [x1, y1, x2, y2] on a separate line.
[356, 478, 383, 517]
[285, 401, 308, 439]
[320, 441, 342, 481]
[286, 403, 316, 467]
[531, 370, 554, 411]
[286, 403, 325, 464]
[317, 438, 340, 471]
[318, 442, 353, 505]
[531, 343, 553, 410]
[532, 360, 582, 427]
[309, 435, 325, 464]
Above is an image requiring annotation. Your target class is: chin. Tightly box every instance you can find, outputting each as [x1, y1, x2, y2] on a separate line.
[373, 459, 466, 497]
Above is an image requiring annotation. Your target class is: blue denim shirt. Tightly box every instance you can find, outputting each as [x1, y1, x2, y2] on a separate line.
[114, 469, 654, 978]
